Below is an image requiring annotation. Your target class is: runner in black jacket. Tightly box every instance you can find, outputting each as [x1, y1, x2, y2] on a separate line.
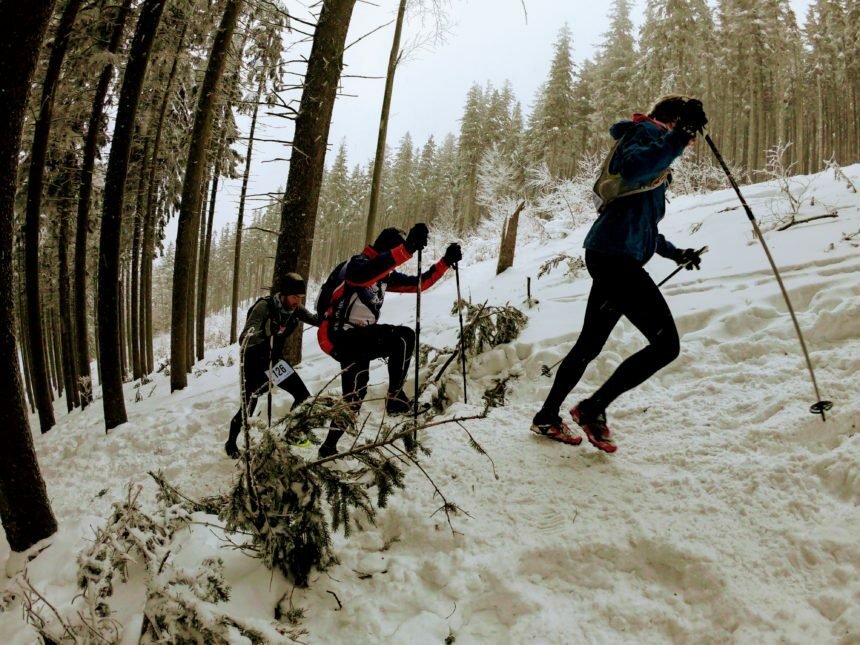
[317, 224, 462, 457]
[225, 272, 319, 458]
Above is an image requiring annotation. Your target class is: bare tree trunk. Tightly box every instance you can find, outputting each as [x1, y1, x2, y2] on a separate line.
[97, 0, 167, 430]
[118, 268, 128, 380]
[197, 151, 221, 361]
[0, 0, 59, 556]
[75, 0, 133, 408]
[23, 0, 83, 432]
[130, 138, 150, 380]
[17, 288, 37, 414]
[273, 0, 358, 365]
[186, 173, 207, 372]
[142, 24, 187, 376]
[141, 206, 157, 374]
[230, 77, 263, 344]
[58, 157, 80, 411]
[364, 0, 407, 246]
[496, 201, 525, 275]
[171, 0, 244, 390]
[47, 305, 61, 399]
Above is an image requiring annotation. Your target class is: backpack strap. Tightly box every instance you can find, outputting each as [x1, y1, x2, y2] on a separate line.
[592, 136, 671, 213]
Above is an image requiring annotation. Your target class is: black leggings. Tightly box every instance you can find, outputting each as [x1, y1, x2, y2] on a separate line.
[540, 250, 680, 416]
[227, 358, 310, 444]
[336, 324, 415, 411]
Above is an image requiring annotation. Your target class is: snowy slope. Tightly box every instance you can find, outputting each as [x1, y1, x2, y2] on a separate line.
[2, 165, 859, 643]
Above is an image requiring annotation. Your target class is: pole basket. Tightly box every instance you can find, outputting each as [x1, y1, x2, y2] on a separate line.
[809, 400, 833, 421]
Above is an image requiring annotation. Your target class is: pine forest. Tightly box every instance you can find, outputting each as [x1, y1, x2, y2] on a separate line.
[0, 0, 858, 639]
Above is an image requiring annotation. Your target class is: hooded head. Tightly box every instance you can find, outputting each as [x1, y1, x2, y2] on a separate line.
[372, 227, 406, 253]
[648, 94, 694, 125]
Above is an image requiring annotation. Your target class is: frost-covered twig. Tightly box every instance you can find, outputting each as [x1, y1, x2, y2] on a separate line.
[305, 412, 488, 468]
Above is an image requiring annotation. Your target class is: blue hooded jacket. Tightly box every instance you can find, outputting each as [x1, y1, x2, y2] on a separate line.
[583, 117, 691, 264]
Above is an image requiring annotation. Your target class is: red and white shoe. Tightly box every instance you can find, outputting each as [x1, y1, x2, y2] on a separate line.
[530, 416, 583, 446]
[570, 404, 617, 453]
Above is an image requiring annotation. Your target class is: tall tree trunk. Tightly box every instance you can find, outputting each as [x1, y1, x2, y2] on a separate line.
[119, 265, 128, 378]
[23, 0, 83, 433]
[141, 206, 156, 374]
[187, 173, 207, 372]
[0, 0, 58, 557]
[75, 0, 133, 408]
[273, 0, 358, 365]
[170, 0, 244, 391]
[142, 23, 188, 376]
[97, 0, 167, 430]
[17, 287, 37, 414]
[58, 157, 80, 411]
[197, 155, 220, 361]
[130, 138, 151, 380]
[364, 0, 407, 246]
[47, 305, 61, 398]
[230, 77, 263, 344]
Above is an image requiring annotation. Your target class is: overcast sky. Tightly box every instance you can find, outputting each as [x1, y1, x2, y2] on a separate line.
[200, 0, 813, 236]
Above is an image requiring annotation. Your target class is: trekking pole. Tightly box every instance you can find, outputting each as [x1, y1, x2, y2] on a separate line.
[539, 248, 708, 378]
[433, 300, 488, 383]
[267, 334, 273, 428]
[657, 246, 708, 287]
[703, 131, 832, 420]
[454, 262, 468, 403]
[414, 249, 422, 423]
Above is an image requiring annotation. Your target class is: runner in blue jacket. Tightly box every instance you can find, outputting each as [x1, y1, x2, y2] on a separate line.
[532, 95, 708, 452]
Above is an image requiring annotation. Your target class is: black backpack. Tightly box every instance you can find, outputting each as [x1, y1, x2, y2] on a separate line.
[315, 260, 347, 319]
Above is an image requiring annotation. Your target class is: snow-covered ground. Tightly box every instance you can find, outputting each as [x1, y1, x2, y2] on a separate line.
[2, 165, 859, 643]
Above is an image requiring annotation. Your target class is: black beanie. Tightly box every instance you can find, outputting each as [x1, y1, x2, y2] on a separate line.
[277, 272, 306, 296]
[648, 94, 693, 124]
[372, 227, 406, 253]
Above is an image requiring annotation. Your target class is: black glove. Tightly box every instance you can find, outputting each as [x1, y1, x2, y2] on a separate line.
[676, 99, 708, 137]
[404, 223, 429, 253]
[675, 248, 702, 270]
[443, 243, 462, 266]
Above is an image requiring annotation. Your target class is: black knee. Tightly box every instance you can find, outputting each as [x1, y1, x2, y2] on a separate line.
[398, 326, 415, 354]
[560, 344, 600, 373]
[653, 328, 680, 366]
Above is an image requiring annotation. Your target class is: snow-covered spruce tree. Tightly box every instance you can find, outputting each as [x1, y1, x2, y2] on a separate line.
[149, 389, 487, 590]
[218, 394, 401, 587]
[452, 299, 528, 357]
[524, 24, 578, 179]
[424, 300, 529, 411]
[16, 483, 301, 643]
[637, 0, 714, 106]
[596, 0, 638, 121]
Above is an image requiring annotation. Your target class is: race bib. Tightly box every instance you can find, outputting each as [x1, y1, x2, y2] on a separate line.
[265, 360, 295, 385]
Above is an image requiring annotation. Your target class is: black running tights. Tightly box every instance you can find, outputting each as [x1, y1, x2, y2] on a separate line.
[540, 250, 680, 416]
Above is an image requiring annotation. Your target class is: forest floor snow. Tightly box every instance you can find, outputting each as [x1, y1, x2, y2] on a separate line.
[2, 166, 859, 643]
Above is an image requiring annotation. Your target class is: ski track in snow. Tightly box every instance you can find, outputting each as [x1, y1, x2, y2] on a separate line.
[2, 167, 859, 644]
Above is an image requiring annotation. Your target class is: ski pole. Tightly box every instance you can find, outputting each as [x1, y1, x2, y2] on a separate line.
[540, 249, 708, 378]
[414, 249, 422, 423]
[454, 262, 468, 403]
[703, 131, 832, 420]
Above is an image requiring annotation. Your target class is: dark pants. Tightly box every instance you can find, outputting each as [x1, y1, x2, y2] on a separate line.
[227, 346, 311, 445]
[540, 250, 680, 417]
[321, 324, 415, 448]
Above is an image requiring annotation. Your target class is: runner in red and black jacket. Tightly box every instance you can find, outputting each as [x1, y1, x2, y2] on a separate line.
[317, 223, 463, 457]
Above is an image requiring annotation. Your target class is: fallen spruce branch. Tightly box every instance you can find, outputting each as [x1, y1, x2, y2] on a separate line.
[776, 210, 838, 231]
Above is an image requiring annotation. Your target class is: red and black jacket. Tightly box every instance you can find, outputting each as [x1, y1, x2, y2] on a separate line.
[317, 243, 449, 358]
